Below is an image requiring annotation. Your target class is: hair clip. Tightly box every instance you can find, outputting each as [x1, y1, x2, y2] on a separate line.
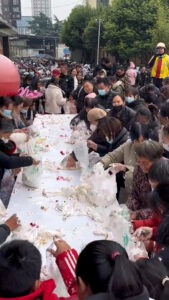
[112, 252, 120, 259]
[162, 276, 169, 286]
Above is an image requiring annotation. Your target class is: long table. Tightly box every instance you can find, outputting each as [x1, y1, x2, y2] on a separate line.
[7, 114, 105, 296]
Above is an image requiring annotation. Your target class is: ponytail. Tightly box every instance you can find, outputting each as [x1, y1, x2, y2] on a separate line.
[109, 254, 143, 298]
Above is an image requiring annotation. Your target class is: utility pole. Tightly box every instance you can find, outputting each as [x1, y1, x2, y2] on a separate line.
[96, 19, 102, 65]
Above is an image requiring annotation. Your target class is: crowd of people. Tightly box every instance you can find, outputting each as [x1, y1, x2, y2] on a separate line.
[1, 42, 169, 299]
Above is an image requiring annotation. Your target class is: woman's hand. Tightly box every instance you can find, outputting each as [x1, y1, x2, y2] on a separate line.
[87, 140, 97, 151]
[133, 227, 153, 242]
[109, 163, 127, 173]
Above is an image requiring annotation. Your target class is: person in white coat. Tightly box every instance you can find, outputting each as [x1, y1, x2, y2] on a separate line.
[45, 69, 66, 114]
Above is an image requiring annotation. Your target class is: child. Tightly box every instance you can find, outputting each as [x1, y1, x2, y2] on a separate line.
[0, 239, 78, 299]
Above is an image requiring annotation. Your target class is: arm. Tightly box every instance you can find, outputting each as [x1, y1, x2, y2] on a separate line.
[101, 142, 126, 169]
[56, 249, 78, 296]
[148, 55, 157, 68]
[0, 151, 33, 169]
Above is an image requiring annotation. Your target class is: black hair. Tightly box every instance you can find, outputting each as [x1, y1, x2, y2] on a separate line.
[76, 240, 143, 298]
[157, 216, 169, 247]
[160, 103, 169, 118]
[0, 97, 13, 108]
[116, 65, 125, 71]
[0, 240, 42, 298]
[149, 181, 169, 216]
[125, 87, 139, 97]
[136, 258, 169, 300]
[12, 96, 24, 107]
[112, 94, 125, 102]
[97, 78, 110, 87]
[163, 77, 169, 85]
[84, 97, 98, 109]
[129, 122, 149, 141]
[148, 160, 169, 183]
[135, 140, 163, 161]
[136, 107, 151, 120]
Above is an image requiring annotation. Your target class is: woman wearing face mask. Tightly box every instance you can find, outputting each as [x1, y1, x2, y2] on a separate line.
[0, 97, 15, 132]
[11, 96, 26, 129]
[108, 94, 136, 130]
[87, 108, 128, 156]
[125, 87, 145, 111]
[66, 108, 128, 168]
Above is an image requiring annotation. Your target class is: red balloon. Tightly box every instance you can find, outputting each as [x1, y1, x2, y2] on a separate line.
[0, 55, 20, 96]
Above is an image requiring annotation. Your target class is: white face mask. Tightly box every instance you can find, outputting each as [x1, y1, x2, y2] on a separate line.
[163, 143, 169, 152]
[90, 124, 97, 132]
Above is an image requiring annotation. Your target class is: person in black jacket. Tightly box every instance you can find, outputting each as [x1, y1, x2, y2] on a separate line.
[66, 108, 128, 168]
[0, 214, 20, 245]
[87, 110, 128, 156]
[96, 78, 117, 110]
[59, 63, 74, 98]
[108, 94, 136, 130]
[73, 80, 97, 113]
[70, 93, 102, 130]
[125, 87, 145, 112]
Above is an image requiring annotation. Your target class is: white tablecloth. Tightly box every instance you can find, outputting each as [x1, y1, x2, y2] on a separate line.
[7, 114, 103, 260]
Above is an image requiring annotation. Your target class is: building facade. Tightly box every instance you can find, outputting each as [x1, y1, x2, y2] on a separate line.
[86, 0, 111, 8]
[16, 16, 33, 35]
[32, 0, 51, 19]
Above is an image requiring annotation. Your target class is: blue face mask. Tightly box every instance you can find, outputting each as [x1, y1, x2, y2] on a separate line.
[126, 97, 135, 104]
[4, 109, 12, 117]
[98, 89, 106, 96]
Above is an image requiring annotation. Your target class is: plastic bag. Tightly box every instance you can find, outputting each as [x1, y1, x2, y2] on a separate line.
[22, 158, 42, 188]
[73, 141, 89, 172]
[21, 138, 42, 188]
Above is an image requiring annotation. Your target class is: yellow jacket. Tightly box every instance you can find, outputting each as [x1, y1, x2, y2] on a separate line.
[151, 54, 169, 78]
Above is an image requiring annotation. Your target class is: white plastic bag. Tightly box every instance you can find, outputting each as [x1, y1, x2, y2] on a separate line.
[22, 159, 42, 188]
[73, 141, 89, 171]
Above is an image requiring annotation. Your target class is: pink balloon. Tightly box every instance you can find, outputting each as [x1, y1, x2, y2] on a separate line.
[0, 55, 20, 96]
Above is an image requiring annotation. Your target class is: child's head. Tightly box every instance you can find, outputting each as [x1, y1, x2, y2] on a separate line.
[136, 258, 169, 300]
[76, 240, 143, 300]
[0, 240, 41, 298]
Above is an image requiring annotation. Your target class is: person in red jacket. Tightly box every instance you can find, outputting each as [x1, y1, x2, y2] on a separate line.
[0, 239, 78, 300]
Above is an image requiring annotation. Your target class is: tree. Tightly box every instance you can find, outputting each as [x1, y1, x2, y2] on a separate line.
[29, 13, 56, 36]
[151, 1, 169, 49]
[61, 5, 97, 61]
[103, 0, 158, 61]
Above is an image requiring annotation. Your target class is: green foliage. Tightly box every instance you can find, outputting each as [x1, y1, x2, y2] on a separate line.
[61, 5, 96, 50]
[103, 0, 158, 59]
[61, 0, 169, 61]
[29, 13, 63, 40]
[151, 1, 169, 49]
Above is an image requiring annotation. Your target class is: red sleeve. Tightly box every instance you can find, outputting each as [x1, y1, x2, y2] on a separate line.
[132, 214, 161, 230]
[56, 249, 78, 296]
